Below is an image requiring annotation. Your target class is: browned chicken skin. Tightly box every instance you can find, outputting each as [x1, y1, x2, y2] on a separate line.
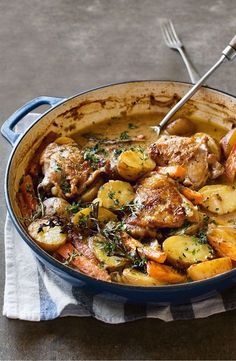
[149, 134, 224, 189]
[126, 173, 199, 239]
[39, 141, 101, 199]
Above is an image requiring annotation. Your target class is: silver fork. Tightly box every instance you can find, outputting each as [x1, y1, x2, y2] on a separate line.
[160, 19, 200, 83]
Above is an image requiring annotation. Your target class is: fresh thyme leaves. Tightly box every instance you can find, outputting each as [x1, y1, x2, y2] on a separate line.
[60, 179, 71, 194]
[131, 251, 147, 271]
[63, 249, 82, 266]
[83, 142, 108, 168]
[101, 221, 127, 257]
[83, 151, 100, 164]
[67, 202, 81, 214]
[120, 131, 130, 140]
[108, 191, 115, 199]
[101, 239, 117, 256]
[113, 148, 123, 157]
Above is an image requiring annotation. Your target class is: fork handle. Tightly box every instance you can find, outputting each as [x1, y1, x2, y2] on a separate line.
[178, 47, 200, 83]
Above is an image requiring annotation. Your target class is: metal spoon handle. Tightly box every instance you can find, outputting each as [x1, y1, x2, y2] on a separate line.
[153, 35, 236, 135]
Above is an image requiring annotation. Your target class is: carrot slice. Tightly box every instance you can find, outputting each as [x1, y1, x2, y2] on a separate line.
[20, 175, 38, 213]
[57, 243, 111, 281]
[225, 144, 236, 183]
[147, 261, 186, 284]
[156, 165, 186, 179]
[180, 186, 203, 205]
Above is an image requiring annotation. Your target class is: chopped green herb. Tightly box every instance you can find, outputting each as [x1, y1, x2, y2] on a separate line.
[120, 131, 130, 140]
[61, 179, 71, 194]
[67, 202, 81, 214]
[108, 191, 115, 199]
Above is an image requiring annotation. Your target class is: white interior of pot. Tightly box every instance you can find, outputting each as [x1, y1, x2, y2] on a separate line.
[7, 81, 236, 221]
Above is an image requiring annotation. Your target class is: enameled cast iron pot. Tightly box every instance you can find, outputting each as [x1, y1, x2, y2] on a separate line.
[2, 80, 236, 305]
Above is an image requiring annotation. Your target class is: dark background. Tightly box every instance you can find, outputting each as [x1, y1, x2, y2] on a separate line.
[0, 0, 236, 359]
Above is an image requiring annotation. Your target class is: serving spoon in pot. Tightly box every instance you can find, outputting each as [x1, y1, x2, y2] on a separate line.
[152, 35, 236, 136]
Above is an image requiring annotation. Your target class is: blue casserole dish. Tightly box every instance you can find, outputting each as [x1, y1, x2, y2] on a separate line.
[2, 80, 236, 304]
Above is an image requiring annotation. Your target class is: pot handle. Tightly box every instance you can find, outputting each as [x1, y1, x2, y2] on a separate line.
[1, 96, 65, 145]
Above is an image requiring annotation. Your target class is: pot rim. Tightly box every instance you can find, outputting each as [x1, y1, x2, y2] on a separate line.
[5, 79, 236, 292]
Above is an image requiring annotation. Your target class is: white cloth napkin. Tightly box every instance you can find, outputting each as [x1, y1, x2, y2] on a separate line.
[3, 113, 236, 323]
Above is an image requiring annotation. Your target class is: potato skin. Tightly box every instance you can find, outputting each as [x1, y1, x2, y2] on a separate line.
[166, 118, 196, 136]
[72, 207, 117, 225]
[43, 197, 70, 220]
[28, 218, 67, 251]
[91, 236, 127, 270]
[208, 227, 236, 261]
[199, 184, 236, 215]
[80, 178, 104, 202]
[187, 257, 232, 281]
[97, 180, 135, 210]
[121, 268, 163, 286]
[162, 235, 214, 269]
[117, 150, 156, 181]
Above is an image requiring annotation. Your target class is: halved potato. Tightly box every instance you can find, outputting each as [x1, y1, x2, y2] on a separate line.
[166, 117, 196, 136]
[187, 257, 232, 281]
[43, 197, 70, 220]
[162, 235, 214, 268]
[117, 150, 156, 181]
[147, 261, 187, 284]
[97, 180, 135, 210]
[72, 207, 117, 225]
[28, 218, 67, 251]
[208, 226, 236, 261]
[199, 184, 236, 215]
[90, 236, 127, 270]
[121, 268, 163, 286]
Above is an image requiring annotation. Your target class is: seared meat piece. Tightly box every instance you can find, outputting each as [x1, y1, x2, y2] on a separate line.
[149, 134, 224, 189]
[126, 173, 200, 239]
[39, 141, 102, 199]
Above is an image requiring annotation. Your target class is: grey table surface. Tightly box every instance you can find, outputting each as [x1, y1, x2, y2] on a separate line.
[0, 0, 236, 360]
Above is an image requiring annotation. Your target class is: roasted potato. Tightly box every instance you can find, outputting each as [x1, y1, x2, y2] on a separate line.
[28, 218, 67, 251]
[220, 128, 236, 157]
[121, 268, 163, 286]
[208, 226, 236, 261]
[147, 261, 187, 284]
[166, 117, 196, 136]
[162, 235, 214, 268]
[117, 149, 156, 181]
[43, 197, 70, 220]
[187, 257, 232, 281]
[72, 206, 117, 225]
[80, 178, 104, 202]
[54, 136, 76, 145]
[97, 180, 135, 210]
[91, 236, 127, 270]
[199, 184, 236, 215]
